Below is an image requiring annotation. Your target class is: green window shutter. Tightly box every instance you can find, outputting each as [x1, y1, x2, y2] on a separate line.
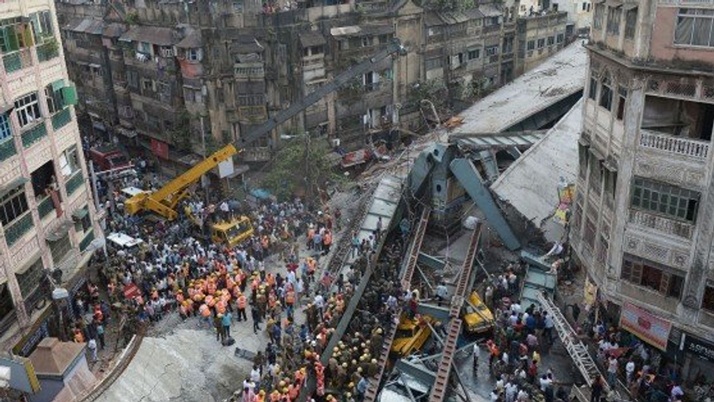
[51, 79, 65, 92]
[5, 26, 19, 51]
[22, 24, 34, 47]
[61, 85, 78, 106]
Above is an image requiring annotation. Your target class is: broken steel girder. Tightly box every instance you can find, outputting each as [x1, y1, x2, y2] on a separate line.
[449, 158, 520, 251]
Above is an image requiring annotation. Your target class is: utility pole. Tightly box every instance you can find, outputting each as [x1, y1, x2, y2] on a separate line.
[200, 114, 209, 203]
[304, 131, 311, 201]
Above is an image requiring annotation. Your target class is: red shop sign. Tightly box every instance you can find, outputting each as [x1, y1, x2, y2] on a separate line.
[619, 302, 672, 351]
[151, 139, 169, 160]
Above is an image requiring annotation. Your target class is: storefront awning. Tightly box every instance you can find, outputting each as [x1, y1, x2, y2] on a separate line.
[45, 220, 73, 242]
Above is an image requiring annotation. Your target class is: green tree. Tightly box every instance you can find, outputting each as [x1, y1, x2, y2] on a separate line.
[263, 138, 341, 201]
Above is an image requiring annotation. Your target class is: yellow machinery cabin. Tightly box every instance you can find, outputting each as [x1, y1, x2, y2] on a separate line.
[391, 314, 434, 357]
[462, 290, 495, 334]
[184, 205, 254, 248]
[211, 217, 254, 248]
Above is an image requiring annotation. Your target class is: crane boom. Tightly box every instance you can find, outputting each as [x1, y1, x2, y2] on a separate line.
[238, 39, 406, 147]
[125, 39, 405, 220]
[124, 145, 239, 220]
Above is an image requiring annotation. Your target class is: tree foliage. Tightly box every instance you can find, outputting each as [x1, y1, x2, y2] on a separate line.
[263, 138, 341, 201]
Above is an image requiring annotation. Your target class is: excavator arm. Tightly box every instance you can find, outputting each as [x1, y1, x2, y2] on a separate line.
[125, 39, 406, 220]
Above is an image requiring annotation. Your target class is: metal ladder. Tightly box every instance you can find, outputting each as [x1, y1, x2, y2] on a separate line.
[429, 224, 483, 402]
[536, 292, 606, 390]
[363, 310, 401, 402]
[401, 208, 431, 290]
[363, 207, 431, 402]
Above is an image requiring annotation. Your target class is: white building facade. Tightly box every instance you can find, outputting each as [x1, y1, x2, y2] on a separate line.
[572, 0, 714, 385]
[0, 0, 102, 354]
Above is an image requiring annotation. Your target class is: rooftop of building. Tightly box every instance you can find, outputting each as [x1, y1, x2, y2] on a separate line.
[490, 98, 583, 242]
[448, 40, 588, 136]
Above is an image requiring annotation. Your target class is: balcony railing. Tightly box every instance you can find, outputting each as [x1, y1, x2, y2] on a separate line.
[37, 196, 55, 218]
[2, 49, 33, 74]
[628, 209, 694, 240]
[79, 229, 95, 252]
[21, 122, 48, 148]
[36, 42, 60, 62]
[51, 109, 72, 131]
[65, 172, 84, 196]
[5, 212, 35, 247]
[0, 138, 17, 162]
[639, 129, 710, 159]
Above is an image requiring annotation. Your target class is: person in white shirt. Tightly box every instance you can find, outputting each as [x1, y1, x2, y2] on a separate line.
[435, 282, 448, 306]
[625, 358, 636, 385]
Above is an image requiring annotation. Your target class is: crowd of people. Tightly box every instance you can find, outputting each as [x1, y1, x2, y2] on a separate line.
[66, 145, 418, 401]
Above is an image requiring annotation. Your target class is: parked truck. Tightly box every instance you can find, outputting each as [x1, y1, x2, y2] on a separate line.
[90, 146, 131, 171]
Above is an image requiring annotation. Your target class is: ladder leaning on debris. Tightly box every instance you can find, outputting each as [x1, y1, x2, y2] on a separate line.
[363, 207, 432, 402]
[535, 292, 610, 392]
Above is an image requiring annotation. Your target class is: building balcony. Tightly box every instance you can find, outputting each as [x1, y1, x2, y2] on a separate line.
[2, 48, 33, 74]
[639, 129, 709, 160]
[234, 62, 265, 80]
[36, 42, 60, 63]
[37, 196, 55, 219]
[51, 109, 73, 132]
[4, 212, 34, 248]
[65, 172, 84, 196]
[21, 122, 48, 149]
[0, 138, 17, 163]
[628, 209, 694, 241]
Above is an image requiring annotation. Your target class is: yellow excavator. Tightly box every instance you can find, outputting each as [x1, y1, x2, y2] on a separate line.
[124, 40, 407, 246]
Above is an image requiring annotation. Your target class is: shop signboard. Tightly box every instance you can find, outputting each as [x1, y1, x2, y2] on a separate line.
[620, 302, 672, 351]
[682, 334, 714, 362]
[151, 139, 169, 160]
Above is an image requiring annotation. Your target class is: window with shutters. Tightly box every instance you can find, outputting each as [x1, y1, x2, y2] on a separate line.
[594, 4, 605, 29]
[621, 255, 685, 299]
[0, 184, 29, 226]
[584, 218, 596, 250]
[631, 177, 700, 222]
[675, 8, 714, 47]
[16, 258, 44, 298]
[0, 20, 33, 53]
[58, 145, 80, 178]
[625, 8, 638, 39]
[588, 77, 598, 100]
[599, 75, 613, 111]
[606, 6, 622, 35]
[14, 93, 41, 128]
[703, 284, 714, 312]
[616, 86, 627, 120]
[29, 11, 53, 43]
[0, 113, 11, 142]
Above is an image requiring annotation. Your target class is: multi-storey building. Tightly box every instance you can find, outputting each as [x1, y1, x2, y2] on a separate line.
[0, 0, 102, 354]
[56, 0, 568, 170]
[572, 0, 714, 385]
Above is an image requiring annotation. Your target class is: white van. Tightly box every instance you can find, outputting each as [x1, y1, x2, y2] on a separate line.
[107, 232, 144, 248]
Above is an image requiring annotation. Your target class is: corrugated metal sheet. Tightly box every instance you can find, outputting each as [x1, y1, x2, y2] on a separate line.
[103, 23, 126, 38]
[176, 30, 202, 48]
[119, 26, 176, 45]
[65, 18, 105, 35]
[299, 31, 326, 48]
[479, 4, 502, 17]
[358, 174, 403, 243]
